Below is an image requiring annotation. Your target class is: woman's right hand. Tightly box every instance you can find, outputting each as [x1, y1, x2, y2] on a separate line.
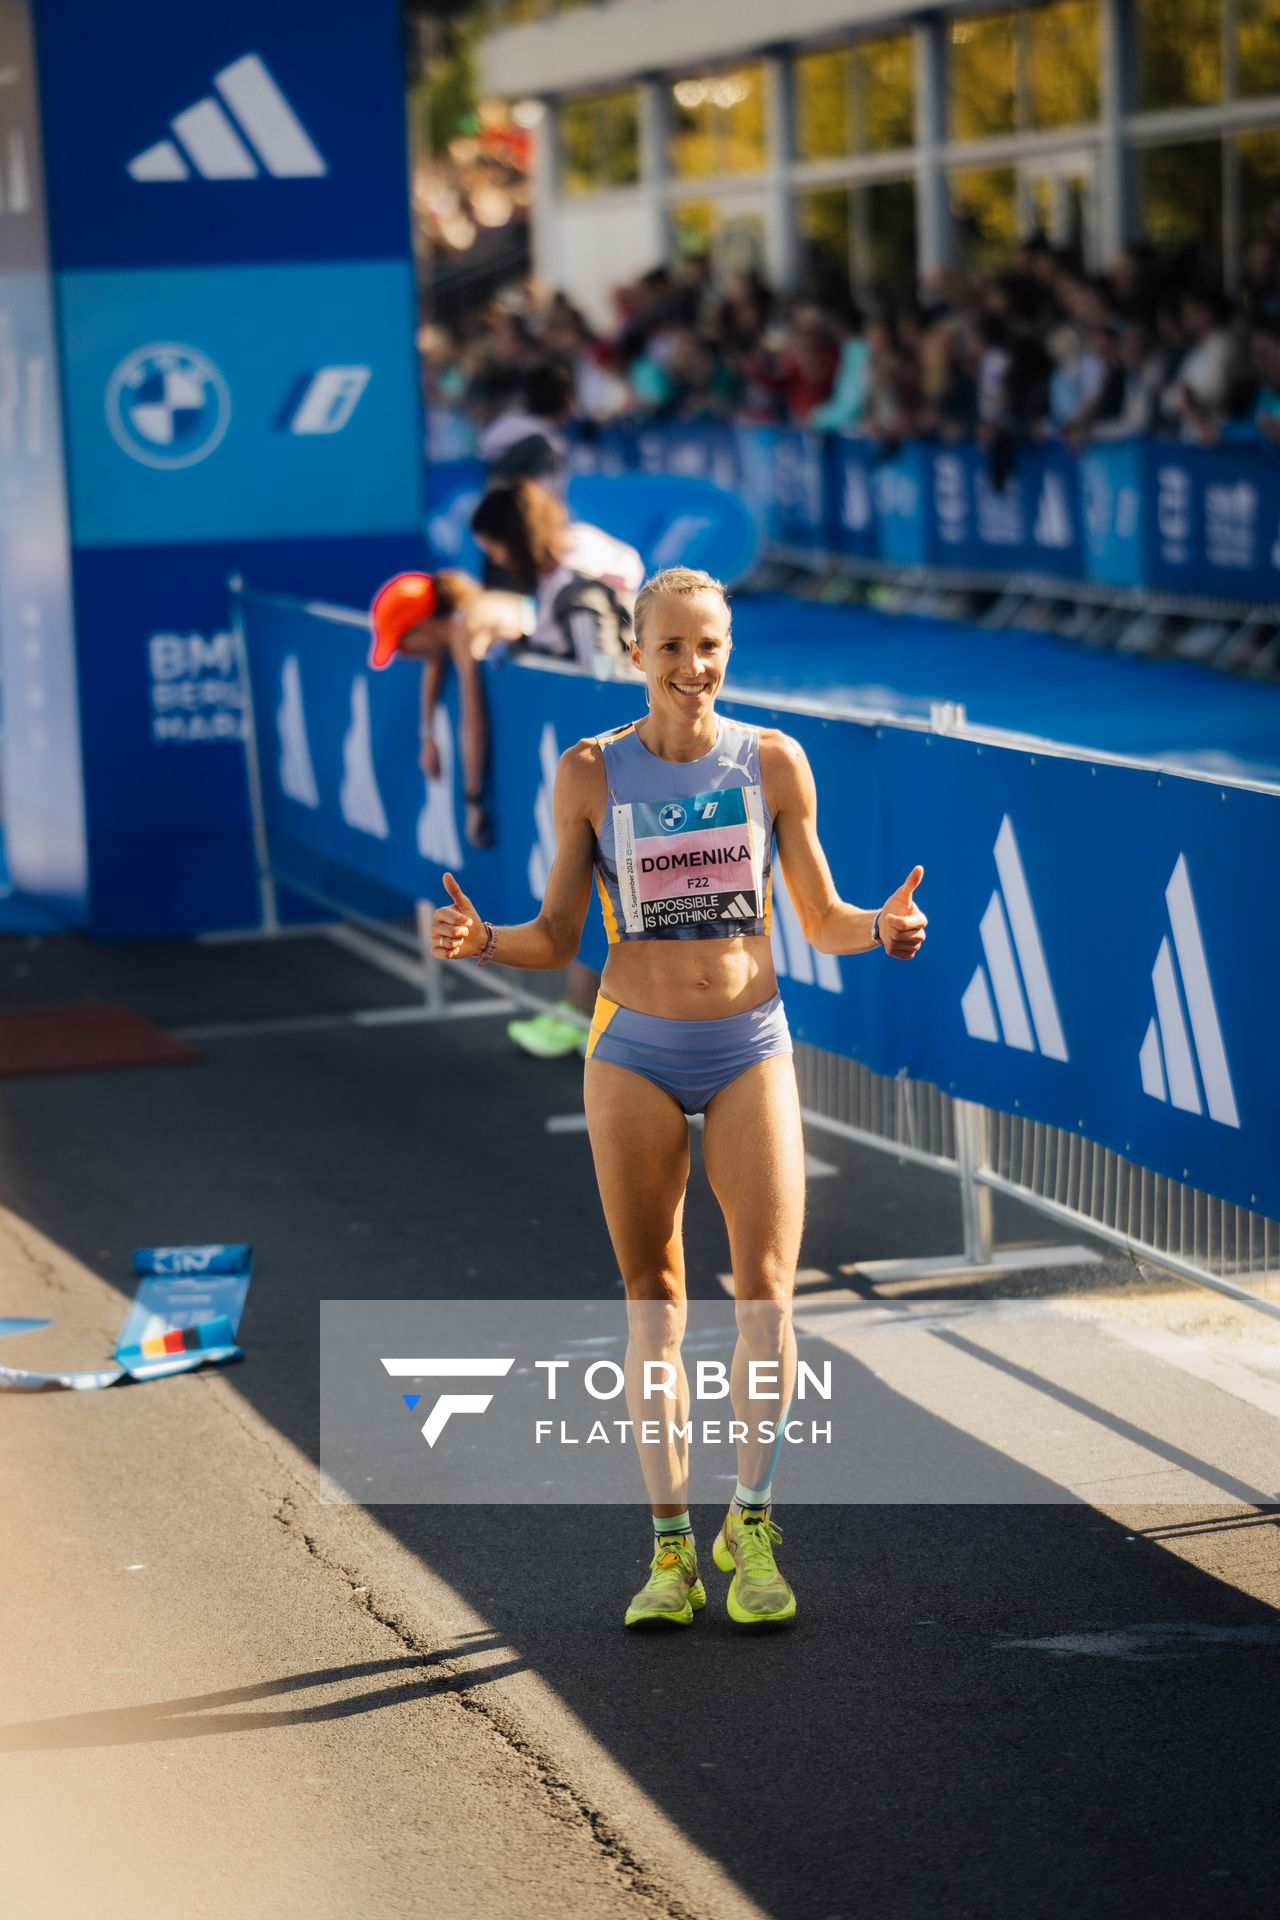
[431, 873, 485, 960]
[420, 735, 442, 780]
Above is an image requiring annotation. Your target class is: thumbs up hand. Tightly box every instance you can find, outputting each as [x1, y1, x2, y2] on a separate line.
[877, 865, 927, 960]
[431, 872, 486, 961]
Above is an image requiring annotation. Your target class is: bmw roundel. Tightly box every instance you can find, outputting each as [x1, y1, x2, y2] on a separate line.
[106, 343, 231, 470]
[659, 802, 687, 833]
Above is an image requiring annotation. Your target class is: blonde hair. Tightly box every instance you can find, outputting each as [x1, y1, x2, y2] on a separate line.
[633, 567, 730, 646]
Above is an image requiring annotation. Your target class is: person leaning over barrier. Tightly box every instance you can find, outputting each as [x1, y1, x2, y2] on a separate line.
[429, 565, 927, 1630]
[470, 478, 644, 673]
[368, 569, 533, 850]
[470, 478, 646, 1060]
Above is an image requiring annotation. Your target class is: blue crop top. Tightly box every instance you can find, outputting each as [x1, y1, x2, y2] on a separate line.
[593, 717, 774, 943]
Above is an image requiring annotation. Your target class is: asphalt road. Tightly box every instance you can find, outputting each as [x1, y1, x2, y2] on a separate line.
[1, 930, 1278, 1920]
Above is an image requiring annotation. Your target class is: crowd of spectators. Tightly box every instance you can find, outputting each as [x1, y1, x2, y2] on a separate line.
[426, 212, 1280, 458]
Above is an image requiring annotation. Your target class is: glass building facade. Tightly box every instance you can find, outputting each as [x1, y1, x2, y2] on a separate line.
[482, 0, 1280, 302]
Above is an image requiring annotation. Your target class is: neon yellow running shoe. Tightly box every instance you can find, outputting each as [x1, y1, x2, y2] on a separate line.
[507, 1002, 587, 1060]
[712, 1510, 797, 1625]
[624, 1537, 706, 1628]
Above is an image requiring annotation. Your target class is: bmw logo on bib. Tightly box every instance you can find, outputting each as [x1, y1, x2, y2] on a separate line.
[106, 343, 231, 470]
[658, 802, 687, 833]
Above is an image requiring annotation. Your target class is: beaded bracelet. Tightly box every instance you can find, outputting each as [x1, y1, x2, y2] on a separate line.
[476, 921, 498, 965]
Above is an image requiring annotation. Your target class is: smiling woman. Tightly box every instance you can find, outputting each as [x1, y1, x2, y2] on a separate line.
[429, 565, 928, 1631]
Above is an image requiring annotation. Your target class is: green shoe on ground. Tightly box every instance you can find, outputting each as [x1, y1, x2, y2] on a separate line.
[507, 1002, 587, 1060]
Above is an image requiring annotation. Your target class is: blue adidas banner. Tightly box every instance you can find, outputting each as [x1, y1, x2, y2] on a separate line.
[32, 0, 411, 270]
[9, 0, 423, 935]
[239, 589, 1280, 1220]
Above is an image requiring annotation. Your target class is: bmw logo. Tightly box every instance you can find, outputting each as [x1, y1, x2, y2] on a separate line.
[106, 342, 231, 470]
[659, 802, 687, 833]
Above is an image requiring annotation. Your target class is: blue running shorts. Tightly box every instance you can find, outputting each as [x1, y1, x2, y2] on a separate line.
[584, 991, 793, 1115]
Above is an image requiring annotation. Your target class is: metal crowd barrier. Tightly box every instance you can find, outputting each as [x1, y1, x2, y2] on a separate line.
[234, 586, 1280, 1321]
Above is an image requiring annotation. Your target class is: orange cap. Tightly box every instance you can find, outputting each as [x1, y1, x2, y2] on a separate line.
[369, 573, 438, 668]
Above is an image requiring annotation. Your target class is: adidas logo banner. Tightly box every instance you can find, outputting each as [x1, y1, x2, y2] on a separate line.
[339, 677, 389, 839]
[962, 815, 1067, 1060]
[1139, 854, 1238, 1127]
[41, 3, 415, 268]
[238, 595, 1277, 1218]
[127, 55, 327, 183]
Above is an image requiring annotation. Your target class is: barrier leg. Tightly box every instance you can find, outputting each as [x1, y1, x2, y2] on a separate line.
[844, 1099, 1101, 1283]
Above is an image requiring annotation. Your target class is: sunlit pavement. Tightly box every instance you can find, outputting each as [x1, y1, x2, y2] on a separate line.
[1, 931, 1277, 1920]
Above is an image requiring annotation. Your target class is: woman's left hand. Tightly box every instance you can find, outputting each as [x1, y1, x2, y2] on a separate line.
[878, 865, 927, 959]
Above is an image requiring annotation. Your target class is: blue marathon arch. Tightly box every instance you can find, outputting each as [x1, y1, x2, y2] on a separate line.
[0, 0, 425, 936]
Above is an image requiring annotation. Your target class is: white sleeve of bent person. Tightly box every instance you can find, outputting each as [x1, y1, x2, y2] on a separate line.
[562, 522, 644, 597]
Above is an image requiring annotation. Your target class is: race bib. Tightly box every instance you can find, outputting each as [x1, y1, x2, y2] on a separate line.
[613, 786, 767, 934]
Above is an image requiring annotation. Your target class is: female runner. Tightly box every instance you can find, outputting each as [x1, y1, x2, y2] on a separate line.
[431, 567, 927, 1628]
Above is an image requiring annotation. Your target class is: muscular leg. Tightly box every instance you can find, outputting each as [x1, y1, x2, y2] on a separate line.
[584, 1058, 692, 1515]
[701, 1055, 806, 1498]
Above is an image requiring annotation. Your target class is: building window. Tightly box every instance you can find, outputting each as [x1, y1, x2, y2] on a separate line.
[1238, 129, 1280, 238]
[1024, 0, 1100, 128]
[950, 2, 1099, 142]
[951, 14, 1018, 139]
[949, 165, 1020, 272]
[559, 88, 640, 195]
[1136, 0, 1223, 111]
[1139, 140, 1224, 279]
[669, 66, 767, 178]
[797, 180, 918, 298]
[794, 35, 914, 161]
[1237, 0, 1280, 103]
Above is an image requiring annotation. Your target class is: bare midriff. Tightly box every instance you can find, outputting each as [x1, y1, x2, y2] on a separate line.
[599, 933, 779, 1021]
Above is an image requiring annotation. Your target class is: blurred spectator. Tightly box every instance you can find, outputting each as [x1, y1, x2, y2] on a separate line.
[1162, 289, 1236, 445]
[1085, 323, 1166, 443]
[470, 479, 644, 670]
[425, 209, 1280, 457]
[479, 360, 574, 493]
[808, 304, 870, 433]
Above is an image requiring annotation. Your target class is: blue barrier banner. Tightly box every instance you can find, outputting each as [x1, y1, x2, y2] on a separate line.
[872, 445, 932, 565]
[441, 411, 1280, 602]
[241, 590, 1280, 1219]
[1080, 440, 1147, 587]
[34, 0, 412, 270]
[1144, 444, 1280, 600]
[929, 443, 1083, 578]
[830, 436, 879, 560]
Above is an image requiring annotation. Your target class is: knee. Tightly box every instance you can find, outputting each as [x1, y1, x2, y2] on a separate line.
[622, 1268, 685, 1306]
[734, 1291, 792, 1349]
[624, 1275, 688, 1344]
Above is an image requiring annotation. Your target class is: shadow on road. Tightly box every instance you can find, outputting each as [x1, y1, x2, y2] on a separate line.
[3, 936, 1278, 1917]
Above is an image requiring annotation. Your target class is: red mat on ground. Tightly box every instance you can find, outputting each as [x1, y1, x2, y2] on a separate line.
[0, 1002, 202, 1078]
